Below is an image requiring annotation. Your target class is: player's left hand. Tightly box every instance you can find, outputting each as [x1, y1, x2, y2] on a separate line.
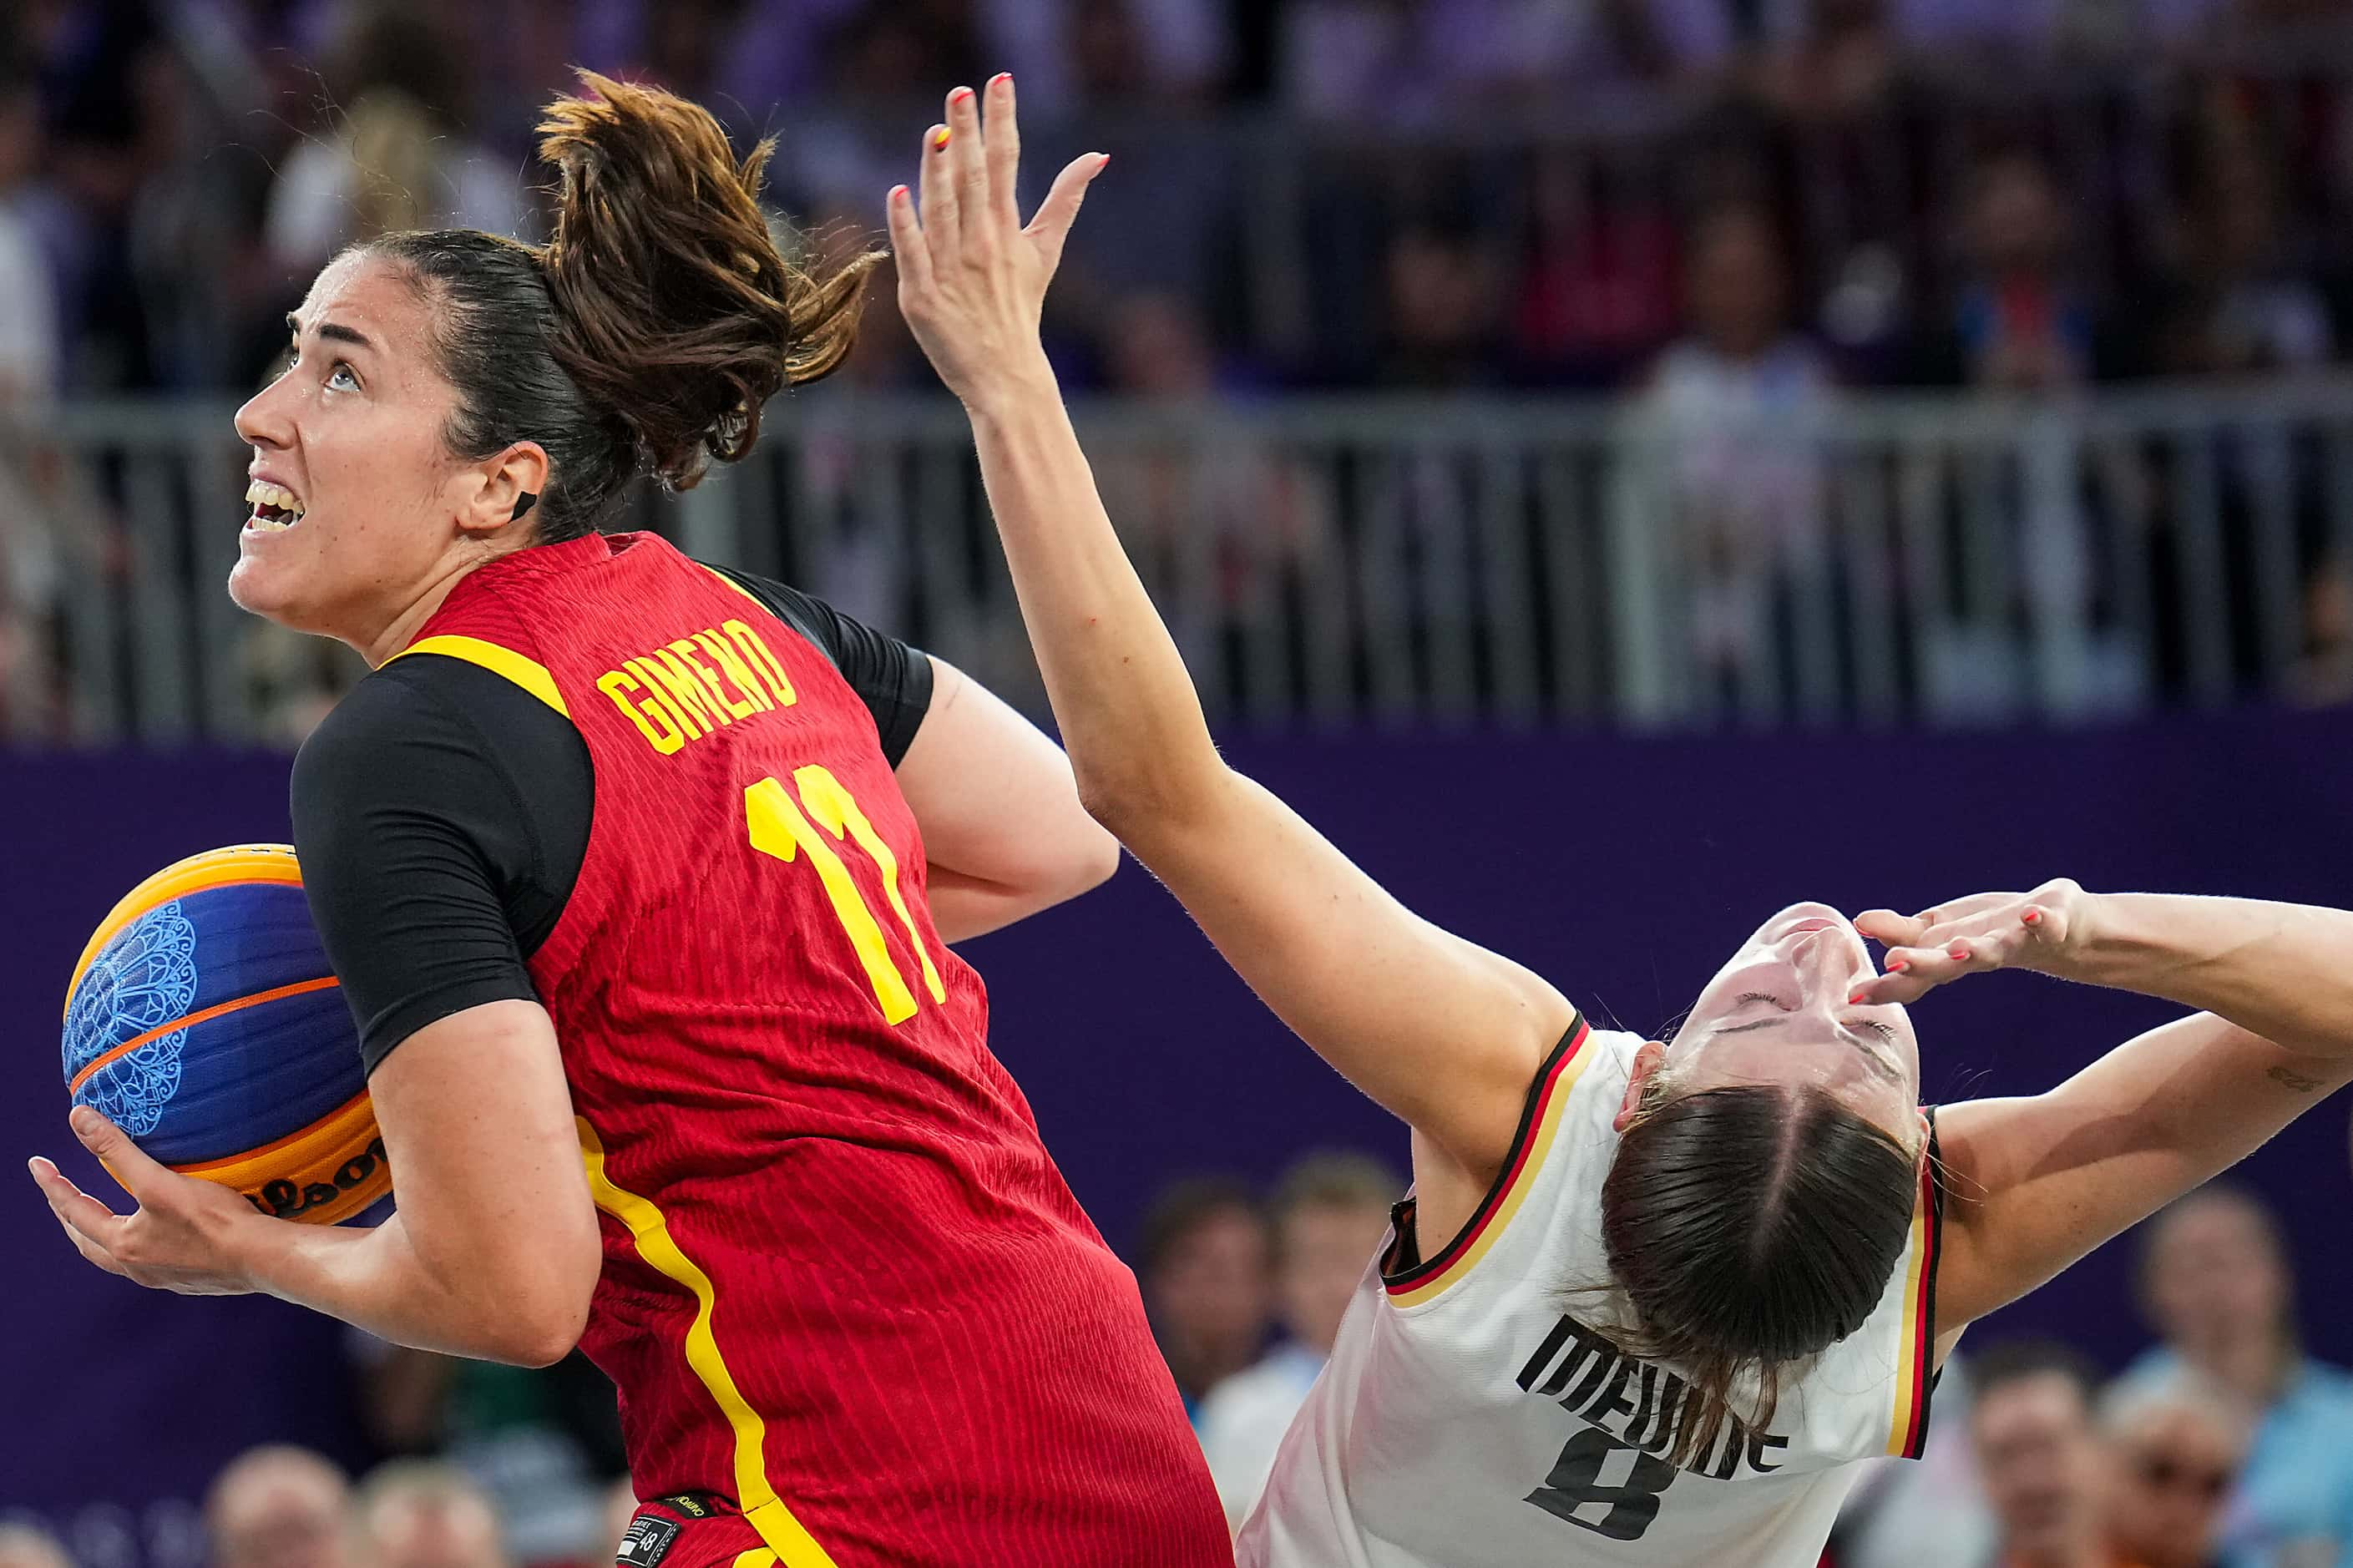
[28, 1106, 266, 1295]
[1848, 878, 2098, 1006]
[888, 74, 1108, 412]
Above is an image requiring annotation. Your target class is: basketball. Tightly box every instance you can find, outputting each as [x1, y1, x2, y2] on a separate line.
[59, 844, 386, 1226]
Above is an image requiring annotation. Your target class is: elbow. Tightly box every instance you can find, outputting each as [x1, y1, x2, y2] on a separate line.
[507, 1321, 586, 1370]
[1066, 817, 1121, 896]
[471, 1233, 597, 1368]
[1003, 806, 1121, 918]
[496, 1287, 592, 1368]
[1073, 759, 1221, 845]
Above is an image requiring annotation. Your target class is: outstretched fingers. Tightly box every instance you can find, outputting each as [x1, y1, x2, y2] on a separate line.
[1854, 907, 1929, 948]
[1025, 154, 1110, 277]
[886, 181, 929, 297]
[917, 116, 959, 277]
[982, 73, 1022, 238]
[30, 1154, 129, 1267]
[946, 85, 993, 261]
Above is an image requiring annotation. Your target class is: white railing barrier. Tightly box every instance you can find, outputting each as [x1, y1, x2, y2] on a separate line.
[11, 378, 2352, 744]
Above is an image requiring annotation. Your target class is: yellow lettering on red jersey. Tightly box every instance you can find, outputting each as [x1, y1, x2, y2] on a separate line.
[597, 669, 686, 756]
[645, 648, 731, 732]
[691, 631, 775, 715]
[723, 620, 798, 708]
[625, 658, 703, 740]
[671, 637, 758, 721]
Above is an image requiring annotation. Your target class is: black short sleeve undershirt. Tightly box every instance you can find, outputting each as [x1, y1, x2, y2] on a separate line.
[290, 564, 934, 1076]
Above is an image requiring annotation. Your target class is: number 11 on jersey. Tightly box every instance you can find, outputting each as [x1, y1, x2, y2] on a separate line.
[745, 767, 947, 1024]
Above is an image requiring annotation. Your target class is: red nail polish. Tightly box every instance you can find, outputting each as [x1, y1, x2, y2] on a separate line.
[951, 87, 975, 103]
[1948, 942, 1971, 959]
[2022, 908, 2043, 925]
[1849, 990, 1870, 1005]
[1888, 959, 1910, 974]
[992, 73, 1013, 87]
[889, 184, 908, 200]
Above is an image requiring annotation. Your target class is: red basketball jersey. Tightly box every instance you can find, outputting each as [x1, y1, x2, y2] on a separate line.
[394, 533, 1227, 1568]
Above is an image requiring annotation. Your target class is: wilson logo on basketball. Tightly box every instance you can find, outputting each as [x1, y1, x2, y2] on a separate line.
[243, 1135, 390, 1220]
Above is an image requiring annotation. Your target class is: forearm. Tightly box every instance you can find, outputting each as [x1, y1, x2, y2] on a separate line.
[241, 1211, 572, 1365]
[2067, 893, 2353, 1057]
[964, 368, 1225, 832]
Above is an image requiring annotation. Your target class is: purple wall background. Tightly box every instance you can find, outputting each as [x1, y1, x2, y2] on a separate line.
[5, 709, 2350, 1554]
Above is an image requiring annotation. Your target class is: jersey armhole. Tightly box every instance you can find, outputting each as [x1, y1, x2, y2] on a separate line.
[1381, 1016, 1594, 1309]
[1886, 1107, 1946, 1459]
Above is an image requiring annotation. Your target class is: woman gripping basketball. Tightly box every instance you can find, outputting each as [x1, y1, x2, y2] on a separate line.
[28, 74, 1229, 1568]
[888, 78, 2353, 1566]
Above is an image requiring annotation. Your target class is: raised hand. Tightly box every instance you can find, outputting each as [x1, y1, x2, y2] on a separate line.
[886, 75, 1108, 411]
[28, 1105, 268, 1295]
[1849, 878, 2097, 1006]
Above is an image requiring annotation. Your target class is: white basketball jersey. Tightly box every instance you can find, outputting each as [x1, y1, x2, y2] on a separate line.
[1240, 1019, 1944, 1568]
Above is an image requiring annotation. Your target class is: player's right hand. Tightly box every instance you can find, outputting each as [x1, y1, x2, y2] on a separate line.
[1849, 879, 2097, 1005]
[888, 75, 1108, 413]
[28, 1105, 269, 1296]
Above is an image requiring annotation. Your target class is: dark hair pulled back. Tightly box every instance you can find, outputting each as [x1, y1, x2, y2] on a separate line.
[1594, 1082, 1920, 1468]
[360, 70, 878, 543]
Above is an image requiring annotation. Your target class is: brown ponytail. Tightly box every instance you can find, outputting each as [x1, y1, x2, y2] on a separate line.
[536, 72, 879, 490]
[357, 72, 878, 542]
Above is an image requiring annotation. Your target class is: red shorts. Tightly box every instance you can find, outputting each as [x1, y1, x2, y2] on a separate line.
[615, 1497, 769, 1568]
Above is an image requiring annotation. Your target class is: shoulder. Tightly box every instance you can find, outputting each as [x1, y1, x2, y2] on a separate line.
[2285, 1361, 2353, 1416]
[701, 561, 835, 644]
[1384, 1023, 1632, 1308]
[293, 655, 579, 833]
[295, 661, 463, 781]
[296, 654, 540, 771]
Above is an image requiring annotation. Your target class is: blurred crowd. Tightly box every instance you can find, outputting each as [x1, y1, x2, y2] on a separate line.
[5, 0, 2352, 401]
[9, 1171, 2353, 1568]
[5, 0, 2353, 741]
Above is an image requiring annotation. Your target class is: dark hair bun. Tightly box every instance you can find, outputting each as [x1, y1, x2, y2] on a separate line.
[535, 71, 878, 489]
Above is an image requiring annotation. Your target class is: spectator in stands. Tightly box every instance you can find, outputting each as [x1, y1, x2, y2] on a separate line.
[2102, 1372, 2254, 1568]
[1970, 1342, 2131, 1568]
[1197, 1152, 1399, 1530]
[1748, 0, 1897, 122]
[349, 1331, 624, 1565]
[205, 1445, 357, 1568]
[0, 1525, 72, 1568]
[2114, 1186, 2353, 1568]
[1278, 0, 1728, 125]
[605, 1476, 642, 1559]
[1379, 213, 1506, 387]
[2291, 554, 2353, 706]
[1830, 1352, 1999, 1568]
[1136, 1176, 1274, 1419]
[355, 1462, 508, 1568]
[30, 0, 172, 391]
[0, 48, 56, 402]
[262, 6, 526, 277]
[242, 622, 366, 748]
[1940, 149, 2100, 391]
[1512, 151, 1683, 387]
[2153, 129, 2335, 378]
[0, 42, 63, 739]
[1637, 201, 1838, 714]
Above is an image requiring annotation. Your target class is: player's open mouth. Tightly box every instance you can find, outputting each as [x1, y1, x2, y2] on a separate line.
[244, 479, 306, 533]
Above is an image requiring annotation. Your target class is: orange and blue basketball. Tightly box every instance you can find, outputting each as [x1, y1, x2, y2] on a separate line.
[60, 844, 387, 1225]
